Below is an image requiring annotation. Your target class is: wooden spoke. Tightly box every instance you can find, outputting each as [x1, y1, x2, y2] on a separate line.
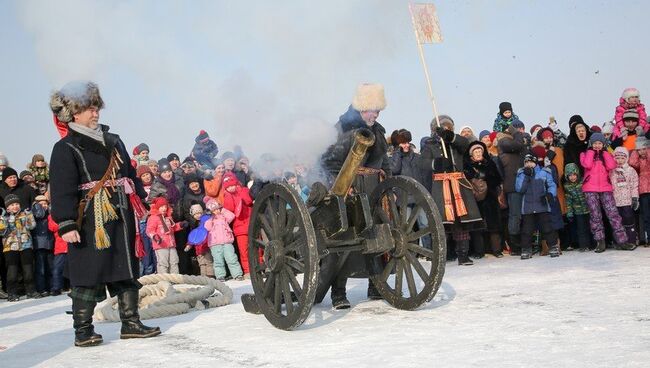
[282, 212, 297, 237]
[407, 228, 432, 243]
[285, 256, 305, 273]
[284, 237, 304, 254]
[406, 243, 436, 260]
[387, 194, 400, 226]
[405, 205, 421, 232]
[273, 274, 282, 314]
[265, 198, 280, 235]
[398, 193, 408, 226]
[280, 272, 294, 315]
[380, 257, 395, 282]
[263, 272, 275, 299]
[253, 239, 267, 249]
[394, 258, 403, 296]
[259, 214, 274, 240]
[402, 258, 418, 298]
[284, 267, 302, 297]
[405, 251, 429, 281]
[277, 197, 287, 229]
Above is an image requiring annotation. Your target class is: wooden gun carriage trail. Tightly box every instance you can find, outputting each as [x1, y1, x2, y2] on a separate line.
[241, 128, 447, 330]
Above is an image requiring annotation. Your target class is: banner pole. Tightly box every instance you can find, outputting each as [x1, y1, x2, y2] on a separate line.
[408, 2, 447, 158]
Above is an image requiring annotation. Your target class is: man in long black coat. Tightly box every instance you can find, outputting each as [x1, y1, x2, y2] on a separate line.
[316, 83, 391, 309]
[49, 81, 160, 347]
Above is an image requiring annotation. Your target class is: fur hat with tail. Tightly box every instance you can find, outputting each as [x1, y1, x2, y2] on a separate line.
[352, 83, 386, 112]
[49, 81, 104, 123]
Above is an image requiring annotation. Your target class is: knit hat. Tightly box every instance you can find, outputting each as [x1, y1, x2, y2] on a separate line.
[499, 102, 513, 115]
[537, 127, 554, 141]
[589, 132, 607, 145]
[2, 167, 18, 181]
[19, 170, 33, 180]
[523, 154, 536, 163]
[468, 141, 484, 154]
[31, 154, 45, 167]
[4, 194, 20, 207]
[133, 143, 150, 155]
[189, 203, 204, 216]
[195, 130, 210, 143]
[622, 87, 640, 102]
[530, 145, 547, 160]
[49, 81, 104, 123]
[511, 120, 525, 129]
[185, 173, 201, 185]
[623, 109, 639, 120]
[351, 83, 386, 112]
[489, 131, 498, 143]
[569, 115, 585, 128]
[136, 165, 153, 178]
[150, 197, 169, 214]
[221, 151, 236, 162]
[35, 195, 49, 203]
[158, 158, 172, 173]
[601, 121, 615, 135]
[590, 125, 602, 133]
[222, 172, 239, 189]
[529, 124, 542, 135]
[614, 146, 629, 158]
[636, 136, 650, 150]
[479, 130, 491, 140]
[166, 153, 180, 162]
[395, 129, 412, 144]
[0, 153, 8, 166]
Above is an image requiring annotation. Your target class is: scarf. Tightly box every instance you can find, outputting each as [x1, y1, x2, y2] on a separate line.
[69, 123, 105, 145]
[159, 175, 180, 205]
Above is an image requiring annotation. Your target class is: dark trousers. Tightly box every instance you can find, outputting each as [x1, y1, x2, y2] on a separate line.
[174, 230, 193, 275]
[639, 194, 650, 243]
[0, 245, 6, 292]
[52, 253, 67, 292]
[139, 221, 156, 276]
[4, 249, 35, 295]
[568, 214, 591, 249]
[34, 248, 54, 293]
[520, 212, 558, 252]
[618, 206, 637, 244]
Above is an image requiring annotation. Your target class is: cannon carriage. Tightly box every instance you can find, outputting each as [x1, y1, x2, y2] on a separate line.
[241, 128, 447, 330]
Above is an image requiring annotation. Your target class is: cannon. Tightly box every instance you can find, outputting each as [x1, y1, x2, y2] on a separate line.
[241, 128, 447, 330]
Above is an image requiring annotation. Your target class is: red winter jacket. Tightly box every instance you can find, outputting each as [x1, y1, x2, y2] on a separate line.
[47, 214, 68, 255]
[146, 198, 182, 250]
[580, 149, 616, 193]
[221, 173, 253, 236]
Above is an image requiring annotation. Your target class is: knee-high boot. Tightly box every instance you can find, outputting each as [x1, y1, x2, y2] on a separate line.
[72, 298, 103, 347]
[489, 233, 503, 257]
[456, 240, 473, 266]
[118, 290, 161, 339]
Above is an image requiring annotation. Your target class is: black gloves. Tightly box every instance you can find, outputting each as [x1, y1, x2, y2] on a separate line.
[179, 221, 189, 229]
[523, 167, 534, 176]
[436, 127, 455, 143]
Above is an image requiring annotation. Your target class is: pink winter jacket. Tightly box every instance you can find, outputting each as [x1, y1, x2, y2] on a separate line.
[612, 99, 648, 140]
[146, 214, 181, 250]
[204, 208, 235, 246]
[628, 149, 650, 195]
[580, 149, 616, 193]
[610, 165, 639, 206]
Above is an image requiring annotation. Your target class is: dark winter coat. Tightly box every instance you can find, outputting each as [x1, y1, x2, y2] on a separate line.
[390, 148, 422, 183]
[149, 174, 185, 219]
[563, 163, 589, 217]
[181, 177, 206, 223]
[515, 165, 557, 215]
[419, 132, 484, 233]
[31, 203, 53, 250]
[49, 125, 146, 287]
[0, 180, 36, 211]
[563, 121, 592, 171]
[497, 126, 528, 194]
[463, 142, 502, 232]
[191, 140, 219, 169]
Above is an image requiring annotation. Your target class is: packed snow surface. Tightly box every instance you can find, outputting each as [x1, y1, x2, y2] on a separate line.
[1, 249, 648, 368]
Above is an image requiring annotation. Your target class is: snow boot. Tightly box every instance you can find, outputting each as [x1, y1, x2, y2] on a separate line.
[0, 284, 7, 299]
[118, 290, 161, 339]
[548, 242, 560, 258]
[456, 239, 473, 265]
[72, 298, 103, 347]
[616, 242, 636, 251]
[595, 239, 606, 253]
[490, 233, 503, 258]
[332, 296, 351, 310]
[520, 247, 532, 260]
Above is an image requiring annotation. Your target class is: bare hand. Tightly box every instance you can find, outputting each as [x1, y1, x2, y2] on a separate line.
[62, 230, 81, 243]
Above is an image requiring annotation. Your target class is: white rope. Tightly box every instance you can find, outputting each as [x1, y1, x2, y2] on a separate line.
[94, 274, 233, 322]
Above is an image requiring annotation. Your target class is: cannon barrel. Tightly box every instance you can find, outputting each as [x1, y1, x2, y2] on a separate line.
[330, 128, 375, 197]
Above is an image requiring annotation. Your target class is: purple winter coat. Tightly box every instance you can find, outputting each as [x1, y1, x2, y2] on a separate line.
[580, 149, 616, 193]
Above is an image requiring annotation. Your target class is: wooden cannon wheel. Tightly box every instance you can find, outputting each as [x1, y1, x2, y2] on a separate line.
[369, 176, 447, 310]
[247, 182, 319, 330]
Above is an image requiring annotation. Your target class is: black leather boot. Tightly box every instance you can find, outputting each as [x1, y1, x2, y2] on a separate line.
[118, 290, 161, 339]
[595, 239, 606, 253]
[367, 279, 383, 300]
[72, 298, 103, 347]
[456, 240, 473, 265]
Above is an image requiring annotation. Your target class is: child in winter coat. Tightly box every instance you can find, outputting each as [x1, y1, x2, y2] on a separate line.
[563, 163, 592, 251]
[221, 172, 253, 275]
[493, 102, 524, 133]
[191, 130, 219, 169]
[610, 147, 639, 246]
[32, 195, 54, 297]
[203, 198, 243, 281]
[184, 203, 215, 278]
[29, 154, 49, 195]
[515, 154, 560, 259]
[628, 137, 650, 245]
[579, 133, 634, 252]
[612, 88, 648, 140]
[610, 109, 646, 152]
[47, 214, 68, 295]
[0, 194, 37, 301]
[146, 197, 184, 274]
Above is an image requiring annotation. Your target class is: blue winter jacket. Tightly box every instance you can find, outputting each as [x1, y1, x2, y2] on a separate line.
[515, 165, 557, 215]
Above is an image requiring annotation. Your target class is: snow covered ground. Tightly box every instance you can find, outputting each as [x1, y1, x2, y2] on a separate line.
[1, 248, 649, 368]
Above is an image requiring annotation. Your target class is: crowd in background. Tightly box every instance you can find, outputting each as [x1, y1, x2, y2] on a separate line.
[1, 86, 649, 301]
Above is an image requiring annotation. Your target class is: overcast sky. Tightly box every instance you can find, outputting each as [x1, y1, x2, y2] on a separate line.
[1, 0, 648, 169]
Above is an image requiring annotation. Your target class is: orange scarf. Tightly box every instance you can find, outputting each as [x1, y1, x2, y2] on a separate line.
[433, 172, 469, 221]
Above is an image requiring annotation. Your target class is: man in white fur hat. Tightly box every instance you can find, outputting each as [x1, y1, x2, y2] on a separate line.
[318, 83, 391, 309]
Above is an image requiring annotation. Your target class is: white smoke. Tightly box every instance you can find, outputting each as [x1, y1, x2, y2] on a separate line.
[16, 0, 410, 178]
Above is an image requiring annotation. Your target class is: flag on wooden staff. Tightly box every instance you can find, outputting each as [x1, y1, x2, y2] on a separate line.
[411, 3, 443, 44]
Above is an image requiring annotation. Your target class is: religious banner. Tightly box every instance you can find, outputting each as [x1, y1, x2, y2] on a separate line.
[410, 3, 443, 44]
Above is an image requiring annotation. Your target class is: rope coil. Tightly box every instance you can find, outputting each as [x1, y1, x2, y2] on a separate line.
[94, 274, 233, 322]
